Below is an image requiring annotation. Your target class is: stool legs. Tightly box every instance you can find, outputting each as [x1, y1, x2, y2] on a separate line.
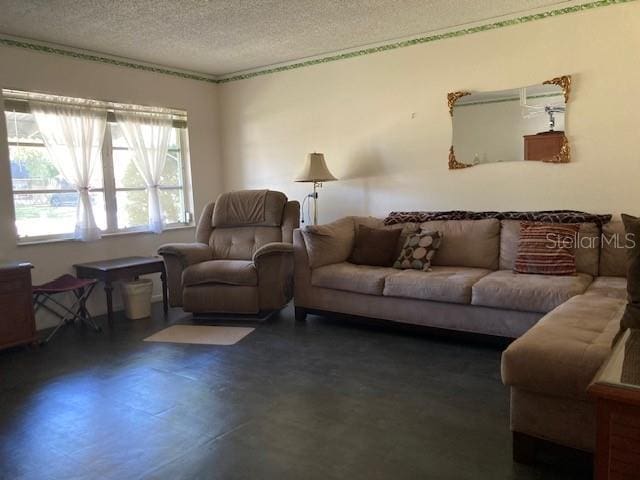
[73, 286, 101, 333]
[34, 283, 100, 344]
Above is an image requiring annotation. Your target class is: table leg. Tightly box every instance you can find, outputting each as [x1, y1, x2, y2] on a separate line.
[105, 282, 114, 326]
[161, 270, 169, 314]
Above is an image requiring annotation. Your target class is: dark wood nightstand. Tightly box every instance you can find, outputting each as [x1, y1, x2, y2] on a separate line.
[588, 328, 640, 480]
[0, 262, 37, 351]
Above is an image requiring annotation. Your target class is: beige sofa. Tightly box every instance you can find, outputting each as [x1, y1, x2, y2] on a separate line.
[293, 215, 629, 457]
[159, 190, 299, 314]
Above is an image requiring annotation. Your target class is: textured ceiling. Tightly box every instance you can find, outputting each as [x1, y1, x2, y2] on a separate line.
[0, 0, 584, 76]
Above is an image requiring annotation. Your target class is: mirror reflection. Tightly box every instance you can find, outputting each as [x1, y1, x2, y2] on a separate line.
[450, 80, 569, 168]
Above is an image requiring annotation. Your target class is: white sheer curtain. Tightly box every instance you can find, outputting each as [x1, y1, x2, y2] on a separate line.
[30, 101, 107, 241]
[116, 112, 172, 233]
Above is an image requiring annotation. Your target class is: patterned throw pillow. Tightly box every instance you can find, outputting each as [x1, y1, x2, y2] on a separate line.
[393, 231, 442, 271]
[514, 222, 580, 275]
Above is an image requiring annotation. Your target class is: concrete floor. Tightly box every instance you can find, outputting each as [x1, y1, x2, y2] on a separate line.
[0, 303, 590, 479]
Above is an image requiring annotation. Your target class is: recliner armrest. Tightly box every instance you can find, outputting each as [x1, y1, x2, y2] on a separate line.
[158, 243, 213, 267]
[252, 242, 295, 310]
[252, 242, 294, 262]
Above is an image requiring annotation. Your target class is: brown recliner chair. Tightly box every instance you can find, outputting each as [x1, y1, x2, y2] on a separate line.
[158, 190, 300, 314]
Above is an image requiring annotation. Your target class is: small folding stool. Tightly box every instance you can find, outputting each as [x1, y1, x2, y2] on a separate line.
[32, 274, 101, 343]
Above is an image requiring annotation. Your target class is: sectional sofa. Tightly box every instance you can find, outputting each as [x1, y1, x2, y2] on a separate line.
[293, 215, 629, 458]
[502, 219, 628, 459]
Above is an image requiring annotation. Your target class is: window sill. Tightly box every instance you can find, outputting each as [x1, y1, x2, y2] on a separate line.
[16, 224, 195, 247]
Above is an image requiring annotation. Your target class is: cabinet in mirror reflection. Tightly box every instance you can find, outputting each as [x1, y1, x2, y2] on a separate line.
[448, 76, 571, 169]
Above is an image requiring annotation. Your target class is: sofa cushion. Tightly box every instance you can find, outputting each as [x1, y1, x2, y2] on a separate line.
[302, 217, 355, 268]
[513, 223, 580, 275]
[620, 213, 640, 331]
[383, 267, 491, 304]
[210, 226, 281, 260]
[600, 220, 629, 277]
[182, 260, 258, 287]
[419, 219, 500, 269]
[471, 270, 592, 313]
[311, 262, 395, 295]
[584, 276, 628, 300]
[213, 190, 286, 227]
[501, 294, 625, 400]
[500, 220, 600, 276]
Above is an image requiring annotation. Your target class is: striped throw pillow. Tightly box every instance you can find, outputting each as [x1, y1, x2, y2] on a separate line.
[514, 222, 580, 275]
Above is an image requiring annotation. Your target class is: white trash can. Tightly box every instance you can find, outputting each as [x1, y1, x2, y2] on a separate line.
[122, 279, 153, 319]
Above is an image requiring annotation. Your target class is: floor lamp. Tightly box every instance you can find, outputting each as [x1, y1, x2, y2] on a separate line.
[295, 152, 337, 225]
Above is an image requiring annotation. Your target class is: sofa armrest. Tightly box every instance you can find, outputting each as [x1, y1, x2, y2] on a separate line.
[293, 229, 313, 309]
[252, 242, 294, 262]
[158, 243, 212, 268]
[253, 242, 295, 310]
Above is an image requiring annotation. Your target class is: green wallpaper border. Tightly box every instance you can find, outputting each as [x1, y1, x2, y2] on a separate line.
[0, 0, 633, 85]
[0, 37, 218, 84]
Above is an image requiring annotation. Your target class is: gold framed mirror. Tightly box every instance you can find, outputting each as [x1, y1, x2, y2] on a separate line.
[448, 75, 571, 169]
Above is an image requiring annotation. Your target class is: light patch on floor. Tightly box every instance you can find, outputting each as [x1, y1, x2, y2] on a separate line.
[144, 325, 254, 345]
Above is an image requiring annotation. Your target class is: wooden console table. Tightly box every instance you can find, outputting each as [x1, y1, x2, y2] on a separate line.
[74, 256, 168, 326]
[589, 328, 640, 480]
[0, 262, 36, 350]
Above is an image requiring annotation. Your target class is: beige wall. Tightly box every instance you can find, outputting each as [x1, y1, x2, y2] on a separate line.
[219, 2, 640, 224]
[0, 46, 222, 328]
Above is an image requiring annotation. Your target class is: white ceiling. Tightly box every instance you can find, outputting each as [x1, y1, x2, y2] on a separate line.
[0, 0, 585, 77]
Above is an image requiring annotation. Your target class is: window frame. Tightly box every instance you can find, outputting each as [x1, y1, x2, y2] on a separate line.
[4, 97, 194, 243]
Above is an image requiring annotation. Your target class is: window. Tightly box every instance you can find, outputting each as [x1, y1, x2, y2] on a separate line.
[3, 90, 192, 242]
[110, 124, 187, 229]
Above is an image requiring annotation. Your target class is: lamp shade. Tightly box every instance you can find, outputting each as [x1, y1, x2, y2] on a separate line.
[295, 153, 337, 182]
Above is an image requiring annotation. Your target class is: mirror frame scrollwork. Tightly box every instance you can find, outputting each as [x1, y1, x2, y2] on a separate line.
[542, 75, 571, 103]
[448, 146, 472, 169]
[447, 91, 471, 116]
[447, 75, 572, 169]
[550, 136, 570, 164]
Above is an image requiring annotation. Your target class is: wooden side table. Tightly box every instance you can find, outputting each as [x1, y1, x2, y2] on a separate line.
[74, 256, 168, 326]
[0, 262, 36, 350]
[588, 328, 640, 480]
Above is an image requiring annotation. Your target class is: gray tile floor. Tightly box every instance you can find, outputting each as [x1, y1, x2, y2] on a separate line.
[0, 304, 589, 479]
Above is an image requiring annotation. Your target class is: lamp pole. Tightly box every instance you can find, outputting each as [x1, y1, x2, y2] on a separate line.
[312, 181, 321, 225]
